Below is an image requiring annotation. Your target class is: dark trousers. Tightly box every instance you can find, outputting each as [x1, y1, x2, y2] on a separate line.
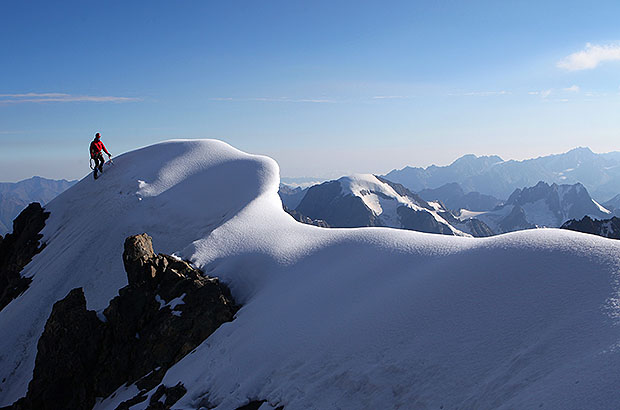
[94, 153, 105, 171]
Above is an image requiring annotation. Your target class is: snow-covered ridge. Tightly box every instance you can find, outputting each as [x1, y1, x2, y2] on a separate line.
[1, 140, 620, 409]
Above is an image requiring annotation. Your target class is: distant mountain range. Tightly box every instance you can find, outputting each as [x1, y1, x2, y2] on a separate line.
[0, 177, 76, 235]
[293, 174, 494, 237]
[457, 181, 611, 234]
[418, 182, 502, 211]
[384, 147, 620, 201]
[282, 175, 612, 237]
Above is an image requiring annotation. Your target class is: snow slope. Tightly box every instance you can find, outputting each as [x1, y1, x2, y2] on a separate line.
[1, 140, 620, 409]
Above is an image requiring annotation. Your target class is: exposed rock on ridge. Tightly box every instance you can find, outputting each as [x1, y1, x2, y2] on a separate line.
[0, 202, 49, 311]
[283, 205, 330, 228]
[561, 216, 620, 239]
[9, 233, 238, 410]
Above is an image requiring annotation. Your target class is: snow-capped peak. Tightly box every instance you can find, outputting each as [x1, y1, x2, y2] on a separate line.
[338, 173, 425, 215]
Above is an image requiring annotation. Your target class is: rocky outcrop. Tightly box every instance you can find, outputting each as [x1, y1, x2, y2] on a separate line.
[283, 205, 330, 228]
[10, 288, 106, 410]
[561, 216, 620, 239]
[235, 400, 284, 410]
[113, 382, 188, 410]
[0, 202, 49, 311]
[10, 233, 238, 410]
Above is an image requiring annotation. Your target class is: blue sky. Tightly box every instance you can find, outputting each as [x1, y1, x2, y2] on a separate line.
[1, 0, 620, 182]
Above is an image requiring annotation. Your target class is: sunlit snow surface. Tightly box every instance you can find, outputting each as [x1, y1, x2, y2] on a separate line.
[1, 140, 620, 409]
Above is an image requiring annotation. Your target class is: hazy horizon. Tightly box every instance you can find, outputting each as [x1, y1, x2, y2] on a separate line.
[0, 143, 614, 184]
[2, 1, 620, 182]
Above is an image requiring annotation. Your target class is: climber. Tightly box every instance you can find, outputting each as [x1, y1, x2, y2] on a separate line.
[90, 132, 112, 179]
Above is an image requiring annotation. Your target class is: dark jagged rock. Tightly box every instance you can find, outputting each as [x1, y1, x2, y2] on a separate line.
[235, 401, 284, 410]
[10, 233, 238, 410]
[235, 401, 267, 410]
[145, 383, 187, 410]
[11, 289, 105, 410]
[561, 216, 620, 239]
[113, 392, 148, 410]
[0, 202, 49, 311]
[114, 382, 187, 410]
[283, 205, 330, 228]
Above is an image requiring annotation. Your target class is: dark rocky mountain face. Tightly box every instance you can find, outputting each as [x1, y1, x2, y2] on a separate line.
[8, 233, 238, 410]
[0, 177, 75, 235]
[384, 147, 620, 200]
[437, 209, 495, 237]
[295, 180, 380, 228]
[561, 216, 620, 239]
[0, 203, 49, 311]
[396, 206, 454, 235]
[418, 182, 502, 211]
[498, 205, 532, 233]
[459, 218, 495, 237]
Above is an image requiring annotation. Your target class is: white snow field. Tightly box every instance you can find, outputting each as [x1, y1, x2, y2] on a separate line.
[1, 139, 620, 409]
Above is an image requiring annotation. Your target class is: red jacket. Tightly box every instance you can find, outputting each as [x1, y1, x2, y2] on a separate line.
[90, 140, 110, 158]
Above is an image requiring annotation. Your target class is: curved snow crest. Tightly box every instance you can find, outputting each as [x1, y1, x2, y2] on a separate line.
[132, 139, 279, 199]
[0, 139, 281, 405]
